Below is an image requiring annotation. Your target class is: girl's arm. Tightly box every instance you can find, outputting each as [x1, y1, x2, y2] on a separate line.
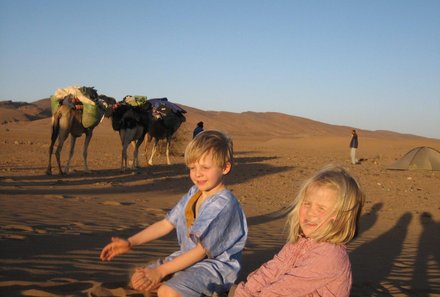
[234, 243, 292, 296]
[100, 219, 174, 261]
[254, 245, 350, 297]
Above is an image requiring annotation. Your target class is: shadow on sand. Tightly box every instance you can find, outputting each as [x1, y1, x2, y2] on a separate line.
[241, 204, 440, 296]
[1, 152, 439, 296]
[0, 152, 292, 198]
[349, 211, 440, 296]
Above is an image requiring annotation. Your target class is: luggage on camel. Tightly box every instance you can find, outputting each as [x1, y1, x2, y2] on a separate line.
[123, 95, 148, 107]
[111, 100, 152, 131]
[51, 86, 103, 129]
[123, 96, 186, 117]
[149, 97, 187, 118]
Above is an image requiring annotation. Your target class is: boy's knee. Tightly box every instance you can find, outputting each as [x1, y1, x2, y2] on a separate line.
[157, 284, 183, 297]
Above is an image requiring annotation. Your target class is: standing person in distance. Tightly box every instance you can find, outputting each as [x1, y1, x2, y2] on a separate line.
[233, 165, 364, 297]
[193, 121, 204, 138]
[349, 129, 359, 165]
[100, 130, 248, 297]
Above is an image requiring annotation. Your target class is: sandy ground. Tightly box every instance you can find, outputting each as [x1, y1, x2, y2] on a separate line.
[0, 106, 439, 297]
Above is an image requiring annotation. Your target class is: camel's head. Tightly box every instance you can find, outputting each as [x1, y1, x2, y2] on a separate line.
[97, 95, 117, 117]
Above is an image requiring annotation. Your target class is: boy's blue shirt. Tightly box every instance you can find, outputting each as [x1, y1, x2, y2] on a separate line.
[165, 185, 248, 284]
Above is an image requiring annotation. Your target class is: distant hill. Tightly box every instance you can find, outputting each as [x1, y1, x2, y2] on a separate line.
[0, 98, 428, 140]
[0, 98, 51, 124]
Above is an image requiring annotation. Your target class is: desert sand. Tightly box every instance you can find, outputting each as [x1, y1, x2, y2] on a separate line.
[0, 99, 439, 297]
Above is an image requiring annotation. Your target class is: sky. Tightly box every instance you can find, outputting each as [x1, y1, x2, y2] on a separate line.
[1, 0, 439, 139]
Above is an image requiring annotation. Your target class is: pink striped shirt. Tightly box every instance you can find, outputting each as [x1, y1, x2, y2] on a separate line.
[234, 237, 351, 297]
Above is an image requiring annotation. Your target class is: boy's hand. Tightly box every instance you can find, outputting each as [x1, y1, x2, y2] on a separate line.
[131, 267, 161, 291]
[142, 267, 163, 290]
[131, 268, 151, 291]
[100, 237, 131, 261]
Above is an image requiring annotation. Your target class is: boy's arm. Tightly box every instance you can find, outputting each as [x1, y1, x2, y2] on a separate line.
[139, 242, 206, 290]
[128, 218, 175, 247]
[100, 219, 174, 261]
[158, 242, 206, 277]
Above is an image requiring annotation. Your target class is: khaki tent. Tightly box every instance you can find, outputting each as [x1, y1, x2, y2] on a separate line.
[388, 146, 440, 171]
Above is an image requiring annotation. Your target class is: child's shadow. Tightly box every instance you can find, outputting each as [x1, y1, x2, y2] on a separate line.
[350, 212, 412, 296]
[358, 202, 383, 236]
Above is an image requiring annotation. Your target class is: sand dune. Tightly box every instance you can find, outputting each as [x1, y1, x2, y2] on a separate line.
[0, 98, 439, 296]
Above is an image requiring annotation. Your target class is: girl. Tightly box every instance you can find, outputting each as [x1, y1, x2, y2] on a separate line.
[233, 165, 364, 297]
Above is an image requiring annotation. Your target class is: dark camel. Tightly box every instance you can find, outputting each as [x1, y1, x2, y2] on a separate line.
[145, 101, 186, 165]
[110, 101, 152, 171]
[46, 90, 116, 175]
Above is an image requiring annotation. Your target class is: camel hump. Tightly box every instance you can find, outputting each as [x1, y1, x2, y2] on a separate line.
[53, 86, 98, 106]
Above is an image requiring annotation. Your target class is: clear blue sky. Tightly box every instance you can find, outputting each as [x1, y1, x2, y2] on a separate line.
[1, 0, 439, 138]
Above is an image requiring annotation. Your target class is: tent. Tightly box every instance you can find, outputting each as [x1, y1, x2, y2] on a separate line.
[387, 146, 440, 171]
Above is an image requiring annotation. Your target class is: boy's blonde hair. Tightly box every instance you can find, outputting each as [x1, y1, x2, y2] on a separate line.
[184, 130, 233, 169]
[287, 165, 364, 245]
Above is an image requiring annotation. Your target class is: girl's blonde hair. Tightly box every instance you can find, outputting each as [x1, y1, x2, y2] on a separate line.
[287, 165, 364, 245]
[184, 130, 233, 168]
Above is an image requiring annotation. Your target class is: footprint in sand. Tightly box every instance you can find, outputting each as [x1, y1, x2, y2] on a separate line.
[0, 234, 27, 240]
[21, 289, 60, 297]
[3, 224, 33, 232]
[43, 194, 75, 199]
[142, 208, 166, 216]
[101, 201, 136, 206]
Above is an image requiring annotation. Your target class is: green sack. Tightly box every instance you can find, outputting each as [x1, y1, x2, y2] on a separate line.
[50, 96, 63, 115]
[124, 95, 147, 107]
[50, 96, 103, 128]
[82, 103, 104, 129]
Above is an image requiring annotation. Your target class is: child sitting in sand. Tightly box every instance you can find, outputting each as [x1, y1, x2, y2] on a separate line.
[232, 165, 364, 297]
[100, 130, 248, 297]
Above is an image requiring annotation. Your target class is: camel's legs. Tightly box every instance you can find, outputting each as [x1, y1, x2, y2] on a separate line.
[148, 139, 159, 166]
[47, 144, 54, 175]
[120, 128, 139, 171]
[64, 135, 77, 175]
[165, 137, 171, 165]
[53, 134, 68, 175]
[46, 117, 59, 175]
[144, 134, 152, 162]
[133, 140, 140, 168]
[133, 132, 146, 168]
[120, 130, 129, 171]
[81, 129, 93, 173]
[52, 112, 72, 175]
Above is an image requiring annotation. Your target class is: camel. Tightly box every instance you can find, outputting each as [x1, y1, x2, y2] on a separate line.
[144, 99, 186, 166]
[46, 89, 116, 175]
[110, 101, 152, 171]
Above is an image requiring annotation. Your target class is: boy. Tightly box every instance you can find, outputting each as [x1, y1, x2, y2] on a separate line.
[100, 130, 248, 297]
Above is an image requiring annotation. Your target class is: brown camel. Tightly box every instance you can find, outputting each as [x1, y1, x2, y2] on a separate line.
[46, 90, 116, 175]
[110, 100, 152, 171]
[144, 99, 186, 165]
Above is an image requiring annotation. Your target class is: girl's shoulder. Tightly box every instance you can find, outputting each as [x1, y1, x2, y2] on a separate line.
[309, 241, 349, 264]
[311, 240, 347, 251]
[290, 238, 348, 259]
